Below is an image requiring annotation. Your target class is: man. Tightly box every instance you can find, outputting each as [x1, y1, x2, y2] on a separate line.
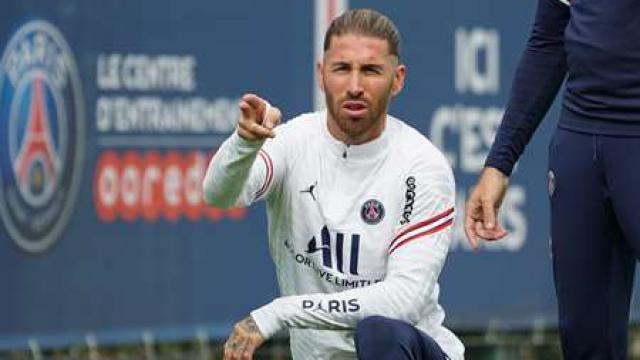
[465, 0, 640, 358]
[203, 8, 464, 360]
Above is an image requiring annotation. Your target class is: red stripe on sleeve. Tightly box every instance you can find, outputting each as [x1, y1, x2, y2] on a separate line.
[388, 218, 453, 255]
[254, 150, 274, 199]
[389, 207, 454, 250]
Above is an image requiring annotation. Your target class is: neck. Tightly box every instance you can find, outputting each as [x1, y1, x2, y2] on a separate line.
[326, 116, 387, 146]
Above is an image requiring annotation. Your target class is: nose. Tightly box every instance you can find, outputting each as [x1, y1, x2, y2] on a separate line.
[347, 72, 364, 98]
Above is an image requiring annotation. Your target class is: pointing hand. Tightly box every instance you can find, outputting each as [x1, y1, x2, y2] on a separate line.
[237, 93, 282, 141]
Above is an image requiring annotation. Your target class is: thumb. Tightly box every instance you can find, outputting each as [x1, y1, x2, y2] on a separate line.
[482, 199, 497, 230]
[262, 101, 273, 129]
[262, 102, 282, 138]
[265, 106, 282, 129]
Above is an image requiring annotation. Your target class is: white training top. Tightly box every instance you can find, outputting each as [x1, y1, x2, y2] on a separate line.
[203, 110, 464, 360]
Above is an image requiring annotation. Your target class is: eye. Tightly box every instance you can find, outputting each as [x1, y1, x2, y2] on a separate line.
[330, 63, 350, 73]
[362, 66, 383, 75]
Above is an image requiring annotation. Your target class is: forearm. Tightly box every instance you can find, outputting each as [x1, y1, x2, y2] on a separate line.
[251, 238, 448, 338]
[202, 131, 265, 208]
[486, 0, 570, 176]
[252, 279, 431, 338]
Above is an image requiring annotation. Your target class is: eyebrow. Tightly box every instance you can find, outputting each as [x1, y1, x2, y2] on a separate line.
[362, 64, 384, 70]
[328, 60, 387, 68]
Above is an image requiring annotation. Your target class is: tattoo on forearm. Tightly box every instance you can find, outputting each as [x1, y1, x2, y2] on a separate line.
[240, 317, 260, 333]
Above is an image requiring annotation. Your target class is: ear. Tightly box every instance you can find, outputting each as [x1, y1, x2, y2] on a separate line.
[316, 61, 325, 93]
[390, 64, 406, 97]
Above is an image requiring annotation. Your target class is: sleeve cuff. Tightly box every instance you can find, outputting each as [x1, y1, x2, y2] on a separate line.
[484, 158, 514, 177]
[250, 300, 283, 339]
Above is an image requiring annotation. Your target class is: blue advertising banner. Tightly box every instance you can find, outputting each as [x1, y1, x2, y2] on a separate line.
[1, 0, 638, 351]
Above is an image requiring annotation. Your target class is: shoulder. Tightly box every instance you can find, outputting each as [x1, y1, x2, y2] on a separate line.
[388, 115, 453, 177]
[388, 115, 455, 201]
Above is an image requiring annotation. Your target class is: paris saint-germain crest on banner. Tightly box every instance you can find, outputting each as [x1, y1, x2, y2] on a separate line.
[0, 20, 85, 253]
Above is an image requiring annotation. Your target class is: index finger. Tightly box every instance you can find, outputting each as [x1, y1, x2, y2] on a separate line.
[262, 101, 273, 128]
[242, 94, 267, 115]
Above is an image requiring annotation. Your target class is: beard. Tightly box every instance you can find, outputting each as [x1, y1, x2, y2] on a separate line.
[324, 88, 391, 144]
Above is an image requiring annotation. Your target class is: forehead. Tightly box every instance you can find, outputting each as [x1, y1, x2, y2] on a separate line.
[325, 34, 391, 62]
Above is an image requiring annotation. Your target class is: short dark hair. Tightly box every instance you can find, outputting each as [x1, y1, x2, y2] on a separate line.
[323, 8, 401, 58]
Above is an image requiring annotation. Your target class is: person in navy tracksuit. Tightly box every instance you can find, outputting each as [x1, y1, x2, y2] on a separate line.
[464, 0, 640, 358]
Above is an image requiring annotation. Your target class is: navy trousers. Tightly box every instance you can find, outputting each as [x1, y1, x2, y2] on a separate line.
[355, 316, 448, 360]
[549, 127, 639, 359]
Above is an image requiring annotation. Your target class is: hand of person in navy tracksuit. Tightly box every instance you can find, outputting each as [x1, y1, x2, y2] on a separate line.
[464, 167, 509, 249]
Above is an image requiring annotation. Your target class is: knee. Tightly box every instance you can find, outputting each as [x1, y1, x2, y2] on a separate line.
[355, 316, 411, 350]
[356, 316, 448, 360]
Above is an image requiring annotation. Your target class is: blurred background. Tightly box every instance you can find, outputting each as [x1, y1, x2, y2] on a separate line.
[2, 0, 640, 359]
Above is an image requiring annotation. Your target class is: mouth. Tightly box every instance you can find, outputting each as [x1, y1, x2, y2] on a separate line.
[341, 101, 368, 118]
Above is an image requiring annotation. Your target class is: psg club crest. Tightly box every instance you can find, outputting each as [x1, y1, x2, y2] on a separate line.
[360, 199, 385, 225]
[0, 20, 85, 253]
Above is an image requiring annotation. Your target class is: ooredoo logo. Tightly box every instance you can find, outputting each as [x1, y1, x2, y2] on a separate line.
[93, 150, 245, 222]
[0, 20, 85, 253]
